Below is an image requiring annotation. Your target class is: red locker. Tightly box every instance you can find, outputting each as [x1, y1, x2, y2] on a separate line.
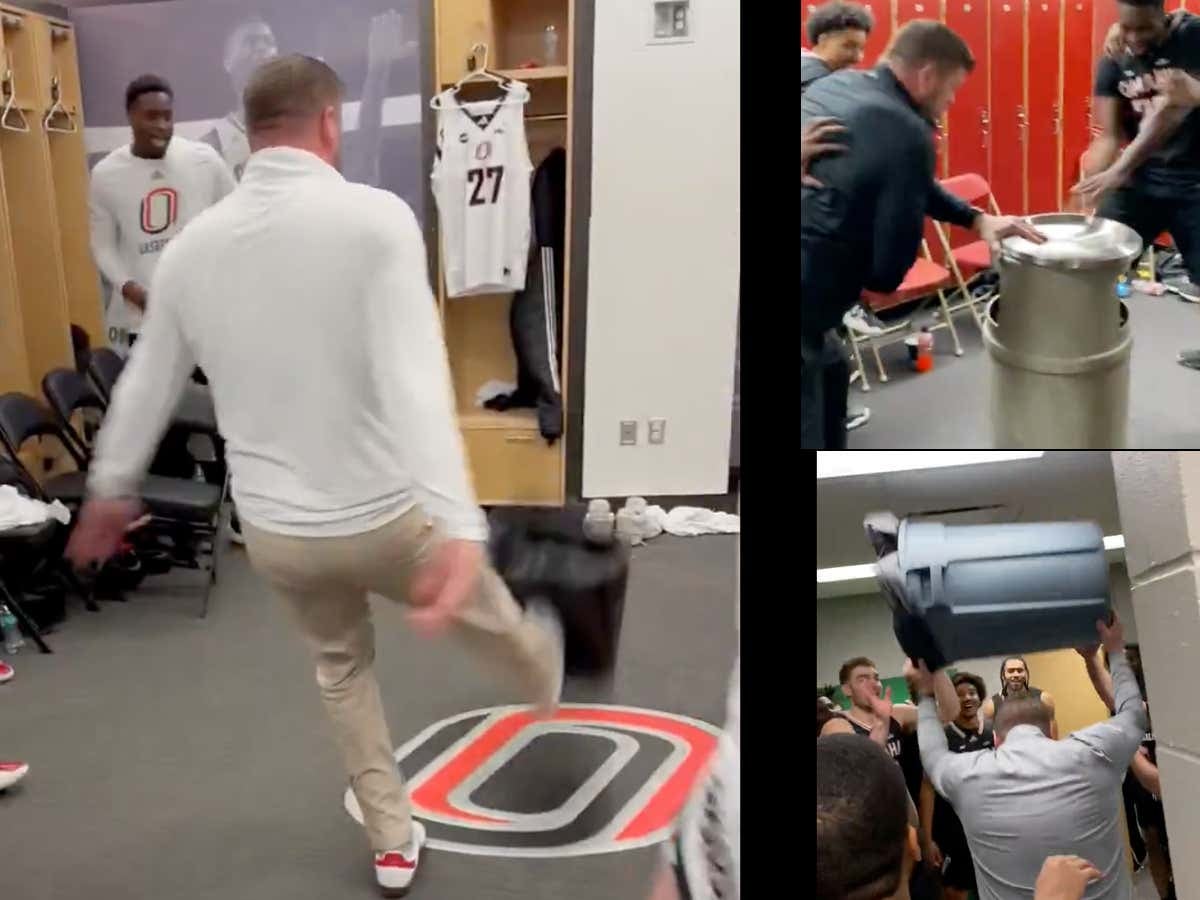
[1027, 0, 1062, 212]
[945, 0, 991, 183]
[1092, 0, 1118, 68]
[859, 0, 894, 67]
[803, 1, 814, 48]
[990, 0, 1027, 213]
[1061, 0, 1094, 208]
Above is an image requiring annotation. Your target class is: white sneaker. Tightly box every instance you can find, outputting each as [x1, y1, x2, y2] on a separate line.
[374, 820, 426, 897]
[843, 307, 885, 336]
[525, 600, 565, 718]
[0, 761, 29, 791]
[0, 660, 12, 684]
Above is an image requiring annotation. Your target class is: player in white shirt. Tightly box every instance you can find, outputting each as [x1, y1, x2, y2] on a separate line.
[89, 74, 236, 355]
[431, 82, 533, 296]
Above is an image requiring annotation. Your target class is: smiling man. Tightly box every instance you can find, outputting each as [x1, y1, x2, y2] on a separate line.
[981, 656, 1059, 740]
[89, 74, 236, 355]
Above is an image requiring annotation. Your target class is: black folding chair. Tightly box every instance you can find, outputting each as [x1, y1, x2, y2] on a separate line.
[2, 386, 225, 617]
[0, 459, 67, 652]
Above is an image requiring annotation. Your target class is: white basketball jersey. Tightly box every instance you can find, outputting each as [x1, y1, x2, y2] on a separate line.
[431, 84, 533, 297]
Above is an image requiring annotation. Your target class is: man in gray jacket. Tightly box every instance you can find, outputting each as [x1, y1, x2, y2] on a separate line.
[912, 613, 1146, 899]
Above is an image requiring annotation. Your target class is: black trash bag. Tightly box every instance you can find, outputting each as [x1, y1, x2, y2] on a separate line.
[487, 506, 629, 678]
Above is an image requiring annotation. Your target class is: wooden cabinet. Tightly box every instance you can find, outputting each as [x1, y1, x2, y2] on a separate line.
[433, 0, 572, 506]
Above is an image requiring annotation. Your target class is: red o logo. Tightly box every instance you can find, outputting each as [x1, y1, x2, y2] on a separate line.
[141, 187, 178, 235]
[343, 704, 720, 857]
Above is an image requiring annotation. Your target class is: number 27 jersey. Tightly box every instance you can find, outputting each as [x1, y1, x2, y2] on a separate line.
[431, 84, 533, 297]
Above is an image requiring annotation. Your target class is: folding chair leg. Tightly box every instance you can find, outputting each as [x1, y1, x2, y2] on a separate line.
[870, 338, 889, 383]
[937, 290, 964, 356]
[848, 334, 871, 392]
[0, 580, 52, 654]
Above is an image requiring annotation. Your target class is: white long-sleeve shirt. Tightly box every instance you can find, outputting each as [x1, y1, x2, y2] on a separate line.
[87, 147, 487, 542]
[88, 137, 236, 352]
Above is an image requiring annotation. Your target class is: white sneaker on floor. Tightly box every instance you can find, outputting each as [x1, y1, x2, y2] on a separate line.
[846, 407, 871, 431]
[374, 820, 426, 897]
[0, 761, 29, 791]
[525, 599, 565, 718]
[843, 307, 886, 336]
[228, 508, 245, 546]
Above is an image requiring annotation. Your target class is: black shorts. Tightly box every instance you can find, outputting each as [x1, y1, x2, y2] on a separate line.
[934, 826, 977, 890]
[1135, 793, 1168, 841]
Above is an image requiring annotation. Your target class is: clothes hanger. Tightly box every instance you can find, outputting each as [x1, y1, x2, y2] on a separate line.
[43, 73, 76, 134]
[0, 57, 29, 134]
[429, 43, 526, 110]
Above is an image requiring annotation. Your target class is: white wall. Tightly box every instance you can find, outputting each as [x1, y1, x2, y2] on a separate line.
[582, 1, 740, 498]
[816, 566, 1138, 694]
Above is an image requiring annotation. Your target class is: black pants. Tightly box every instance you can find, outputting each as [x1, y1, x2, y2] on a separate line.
[1098, 184, 1200, 285]
[801, 329, 850, 449]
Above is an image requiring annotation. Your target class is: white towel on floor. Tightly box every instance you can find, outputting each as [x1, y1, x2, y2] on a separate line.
[645, 505, 740, 538]
[0, 485, 71, 530]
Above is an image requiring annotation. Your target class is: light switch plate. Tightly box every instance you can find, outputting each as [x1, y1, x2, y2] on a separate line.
[620, 421, 638, 446]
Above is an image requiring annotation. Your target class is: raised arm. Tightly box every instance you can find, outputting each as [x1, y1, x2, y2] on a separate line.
[1071, 615, 1148, 769]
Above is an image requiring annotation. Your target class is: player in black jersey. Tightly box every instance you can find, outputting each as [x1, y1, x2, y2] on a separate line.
[981, 656, 1059, 739]
[1080, 644, 1176, 900]
[920, 672, 994, 900]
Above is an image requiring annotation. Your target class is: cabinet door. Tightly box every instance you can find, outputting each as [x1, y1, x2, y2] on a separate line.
[859, 0, 894, 67]
[1027, 0, 1062, 213]
[990, 0, 1027, 213]
[897, 0, 948, 176]
[946, 0, 991, 182]
[1061, 0, 1094, 208]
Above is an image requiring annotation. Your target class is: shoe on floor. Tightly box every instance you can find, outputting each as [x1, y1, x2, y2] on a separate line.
[0, 761, 29, 791]
[0, 660, 12, 684]
[525, 599, 565, 718]
[228, 508, 245, 546]
[846, 407, 871, 431]
[1178, 348, 1200, 370]
[374, 820, 426, 897]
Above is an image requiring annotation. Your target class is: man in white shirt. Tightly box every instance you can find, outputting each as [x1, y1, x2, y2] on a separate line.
[89, 74, 236, 355]
[67, 55, 564, 897]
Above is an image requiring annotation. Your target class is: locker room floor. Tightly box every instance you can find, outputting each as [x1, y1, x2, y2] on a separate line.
[0, 533, 738, 900]
[847, 287, 1200, 447]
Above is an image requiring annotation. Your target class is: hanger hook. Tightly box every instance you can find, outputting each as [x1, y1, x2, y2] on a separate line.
[469, 42, 489, 73]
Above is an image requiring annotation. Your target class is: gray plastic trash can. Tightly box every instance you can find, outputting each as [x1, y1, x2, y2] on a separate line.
[983, 213, 1141, 449]
[865, 512, 1112, 665]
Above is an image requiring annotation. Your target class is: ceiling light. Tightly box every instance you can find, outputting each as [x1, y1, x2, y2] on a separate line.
[817, 451, 1045, 479]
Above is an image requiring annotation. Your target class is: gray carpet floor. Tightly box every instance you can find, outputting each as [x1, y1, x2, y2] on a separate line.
[0, 534, 738, 900]
[847, 288, 1200, 447]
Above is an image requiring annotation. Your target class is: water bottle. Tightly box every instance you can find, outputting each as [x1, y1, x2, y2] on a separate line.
[916, 328, 934, 373]
[542, 24, 560, 66]
[0, 604, 24, 654]
[583, 499, 615, 546]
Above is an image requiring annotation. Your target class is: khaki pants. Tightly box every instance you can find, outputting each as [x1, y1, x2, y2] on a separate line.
[242, 506, 560, 851]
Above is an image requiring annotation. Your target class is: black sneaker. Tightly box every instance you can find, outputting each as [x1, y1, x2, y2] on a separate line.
[846, 407, 871, 431]
[1178, 349, 1200, 370]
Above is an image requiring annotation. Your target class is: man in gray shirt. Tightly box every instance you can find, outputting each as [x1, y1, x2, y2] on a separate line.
[913, 613, 1147, 899]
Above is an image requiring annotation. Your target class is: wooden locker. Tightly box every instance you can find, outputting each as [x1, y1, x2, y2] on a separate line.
[859, 0, 894, 67]
[945, 0, 990, 182]
[1061, 0, 1093, 208]
[1026, 0, 1062, 213]
[990, 0, 1027, 213]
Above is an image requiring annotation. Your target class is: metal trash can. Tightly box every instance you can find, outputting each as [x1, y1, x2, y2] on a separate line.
[983, 213, 1142, 448]
[864, 512, 1111, 666]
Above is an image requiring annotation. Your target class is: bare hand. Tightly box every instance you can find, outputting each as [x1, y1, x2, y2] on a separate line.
[1034, 855, 1102, 900]
[366, 10, 412, 70]
[802, 117, 847, 188]
[976, 213, 1048, 258]
[407, 539, 484, 635]
[1075, 643, 1100, 662]
[1138, 745, 1151, 760]
[1097, 610, 1125, 655]
[902, 657, 936, 697]
[923, 839, 944, 872]
[65, 497, 144, 571]
[121, 281, 148, 312]
[867, 684, 895, 721]
[1151, 68, 1200, 109]
[1072, 166, 1129, 209]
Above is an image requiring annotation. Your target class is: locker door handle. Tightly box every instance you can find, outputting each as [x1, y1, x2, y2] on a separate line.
[1051, 103, 1061, 135]
[1017, 106, 1028, 141]
[980, 108, 990, 148]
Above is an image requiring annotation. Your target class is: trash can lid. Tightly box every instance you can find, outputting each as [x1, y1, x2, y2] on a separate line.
[999, 213, 1143, 271]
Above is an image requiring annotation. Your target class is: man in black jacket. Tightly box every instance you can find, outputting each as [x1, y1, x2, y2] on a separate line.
[801, 21, 1046, 448]
[802, 1, 874, 91]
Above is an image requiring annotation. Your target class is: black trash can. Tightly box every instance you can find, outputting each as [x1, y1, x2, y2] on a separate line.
[865, 512, 1112, 667]
[488, 506, 629, 678]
